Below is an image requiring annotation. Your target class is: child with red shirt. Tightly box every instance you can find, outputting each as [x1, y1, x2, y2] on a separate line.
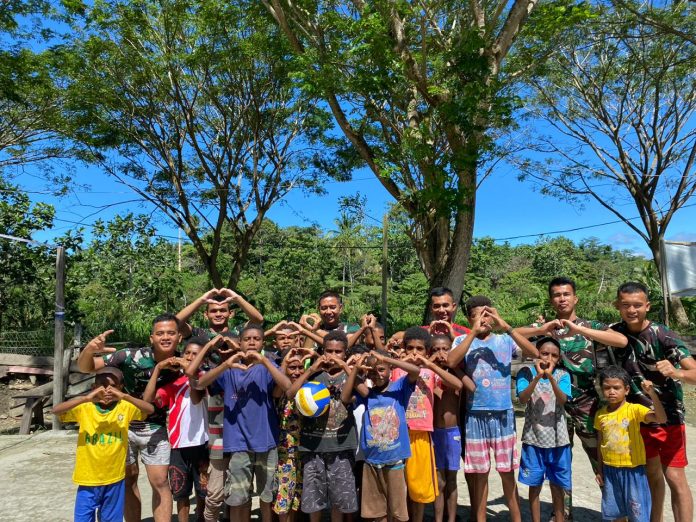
[144, 338, 209, 522]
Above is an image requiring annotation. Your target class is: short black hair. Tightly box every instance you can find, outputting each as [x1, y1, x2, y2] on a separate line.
[464, 295, 492, 316]
[185, 336, 209, 349]
[347, 344, 370, 357]
[240, 323, 264, 337]
[403, 326, 431, 348]
[598, 366, 631, 387]
[536, 336, 561, 352]
[431, 334, 452, 346]
[616, 281, 649, 299]
[429, 287, 454, 300]
[152, 313, 180, 329]
[548, 277, 576, 296]
[318, 290, 342, 305]
[323, 329, 348, 350]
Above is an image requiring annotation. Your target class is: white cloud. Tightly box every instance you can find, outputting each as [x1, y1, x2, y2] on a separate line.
[607, 232, 639, 245]
[667, 232, 696, 243]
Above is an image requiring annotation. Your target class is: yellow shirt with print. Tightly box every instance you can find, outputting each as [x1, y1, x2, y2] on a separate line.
[593, 402, 650, 467]
[60, 400, 146, 486]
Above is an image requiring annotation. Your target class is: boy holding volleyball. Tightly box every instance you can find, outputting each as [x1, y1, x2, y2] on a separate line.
[194, 324, 292, 522]
[340, 350, 420, 522]
[286, 329, 359, 521]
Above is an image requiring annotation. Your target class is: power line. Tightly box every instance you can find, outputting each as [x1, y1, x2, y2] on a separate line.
[42, 202, 696, 249]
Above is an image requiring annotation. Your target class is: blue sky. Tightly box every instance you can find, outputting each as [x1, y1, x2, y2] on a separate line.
[18, 158, 696, 259]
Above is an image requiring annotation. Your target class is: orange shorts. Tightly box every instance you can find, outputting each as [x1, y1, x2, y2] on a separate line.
[641, 424, 688, 468]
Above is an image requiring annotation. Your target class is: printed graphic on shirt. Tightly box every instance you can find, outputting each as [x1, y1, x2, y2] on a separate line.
[367, 405, 401, 451]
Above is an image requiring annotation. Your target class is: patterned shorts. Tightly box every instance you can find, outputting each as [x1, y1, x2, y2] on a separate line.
[464, 410, 518, 474]
[272, 449, 302, 514]
[300, 451, 358, 514]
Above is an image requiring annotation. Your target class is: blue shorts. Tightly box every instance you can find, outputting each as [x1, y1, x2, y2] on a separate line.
[433, 427, 461, 471]
[601, 465, 651, 522]
[74, 480, 125, 522]
[518, 444, 571, 490]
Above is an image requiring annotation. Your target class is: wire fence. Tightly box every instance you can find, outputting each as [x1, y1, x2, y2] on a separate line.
[0, 322, 148, 358]
[0, 325, 83, 357]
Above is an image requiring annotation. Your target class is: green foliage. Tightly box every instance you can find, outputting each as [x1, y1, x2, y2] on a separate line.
[58, 0, 349, 288]
[0, 178, 55, 329]
[67, 213, 185, 342]
[3, 201, 693, 340]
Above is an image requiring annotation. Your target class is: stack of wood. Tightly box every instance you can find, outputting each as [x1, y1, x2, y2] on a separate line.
[1, 353, 94, 434]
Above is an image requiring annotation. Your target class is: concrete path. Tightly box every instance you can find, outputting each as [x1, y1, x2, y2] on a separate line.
[1, 419, 694, 521]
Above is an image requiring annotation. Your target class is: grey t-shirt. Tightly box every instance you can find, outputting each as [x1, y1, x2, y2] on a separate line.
[516, 366, 571, 448]
[299, 371, 357, 453]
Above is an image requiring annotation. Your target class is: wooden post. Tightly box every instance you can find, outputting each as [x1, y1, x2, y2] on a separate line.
[381, 213, 388, 329]
[659, 239, 670, 327]
[52, 246, 66, 430]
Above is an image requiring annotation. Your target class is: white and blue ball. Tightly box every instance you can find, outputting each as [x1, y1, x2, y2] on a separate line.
[295, 381, 330, 417]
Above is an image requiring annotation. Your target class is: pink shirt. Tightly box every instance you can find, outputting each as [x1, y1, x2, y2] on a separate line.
[393, 367, 440, 432]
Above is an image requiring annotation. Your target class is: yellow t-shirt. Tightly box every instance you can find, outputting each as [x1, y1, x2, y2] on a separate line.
[60, 400, 146, 486]
[594, 402, 650, 467]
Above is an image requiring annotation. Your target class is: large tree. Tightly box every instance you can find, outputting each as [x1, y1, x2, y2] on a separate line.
[0, 1, 68, 177]
[520, 2, 696, 325]
[60, 0, 345, 287]
[262, 0, 587, 307]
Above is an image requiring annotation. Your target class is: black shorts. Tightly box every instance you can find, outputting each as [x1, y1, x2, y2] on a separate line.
[169, 444, 210, 501]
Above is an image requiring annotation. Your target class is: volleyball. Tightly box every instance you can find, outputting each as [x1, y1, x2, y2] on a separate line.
[295, 381, 331, 417]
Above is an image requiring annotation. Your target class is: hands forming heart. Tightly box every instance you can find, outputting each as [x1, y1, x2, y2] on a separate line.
[203, 288, 240, 305]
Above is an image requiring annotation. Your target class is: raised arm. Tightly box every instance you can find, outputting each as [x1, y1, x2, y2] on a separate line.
[76, 330, 115, 373]
[245, 351, 292, 392]
[484, 306, 539, 359]
[286, 355, 326, 398]
[514, 321, 558, 339]
[376, 352, 420, 383]
[417, 354, 462, 391]
[176, 289, 221, 338]
[53, 387, 104, 415]
[109, 387, 155, 416]
[641, 380, 667, 424]
[561, 319, 628, 348]
[220, 288, 263, 324]
[655, 350, 696, 385]
[196, 355, 239, 389]
[341, 354, 371, 402]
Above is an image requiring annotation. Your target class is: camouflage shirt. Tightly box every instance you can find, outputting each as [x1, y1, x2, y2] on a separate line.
[103, 346, 179, 428]
[611, 321, 690, 426]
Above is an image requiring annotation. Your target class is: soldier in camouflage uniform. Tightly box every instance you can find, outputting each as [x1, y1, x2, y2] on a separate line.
[611, 282, 696, 522]
[517, 277, 628, 520]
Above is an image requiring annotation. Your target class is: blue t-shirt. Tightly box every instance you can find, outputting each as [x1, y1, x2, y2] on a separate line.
[355, 376, 415, 465]
[210, 363, 279, 452]
[461, 333, 518, 411]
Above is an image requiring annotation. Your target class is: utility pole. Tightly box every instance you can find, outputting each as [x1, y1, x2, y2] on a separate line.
[381, 213, 388, 328]
[178, 228, 182, 272]
[52, 245, 66, 430]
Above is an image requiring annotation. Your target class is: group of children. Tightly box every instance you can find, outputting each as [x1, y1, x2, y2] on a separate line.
[58, 282, 694, 522]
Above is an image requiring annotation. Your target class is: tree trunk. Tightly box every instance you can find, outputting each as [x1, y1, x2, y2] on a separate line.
[421, 185, 476, 323]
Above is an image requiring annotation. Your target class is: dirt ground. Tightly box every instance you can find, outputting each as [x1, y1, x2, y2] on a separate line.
[1, 417, 695, 521]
